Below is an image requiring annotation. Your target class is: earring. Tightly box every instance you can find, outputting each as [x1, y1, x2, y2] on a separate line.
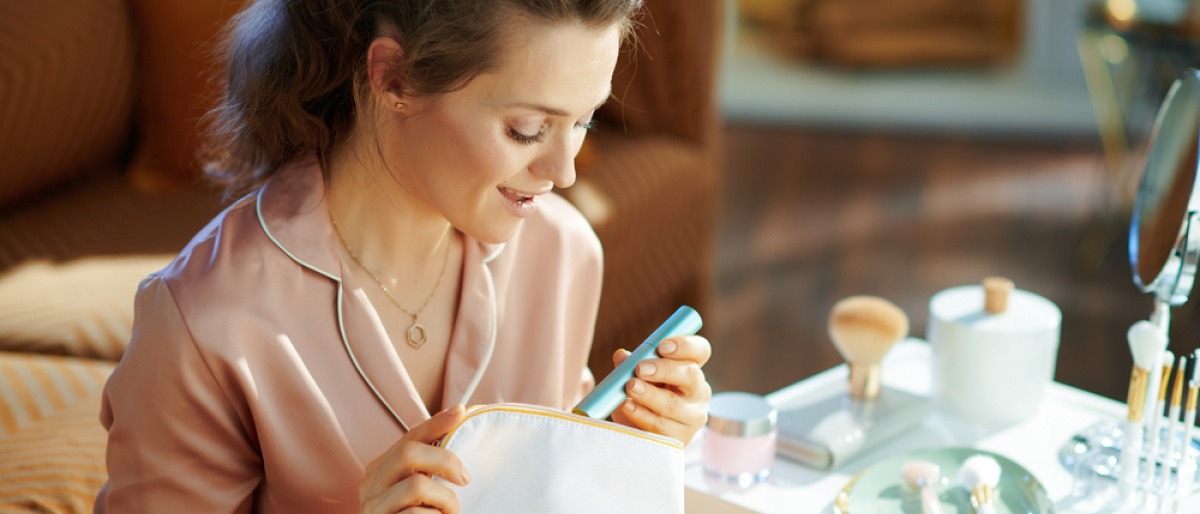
[393, 102, 405, 111]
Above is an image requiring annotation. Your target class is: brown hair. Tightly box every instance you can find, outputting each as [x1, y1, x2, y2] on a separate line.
[203, 0, 642, 199]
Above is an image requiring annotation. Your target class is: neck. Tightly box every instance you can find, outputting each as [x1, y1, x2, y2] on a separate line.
[324, 139, 456, 285]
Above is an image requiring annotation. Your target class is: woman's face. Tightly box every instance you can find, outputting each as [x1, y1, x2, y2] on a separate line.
[383, 20, 621, 244]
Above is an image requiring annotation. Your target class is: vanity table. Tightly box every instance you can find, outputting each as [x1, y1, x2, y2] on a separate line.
[683, 339, 1199, 514]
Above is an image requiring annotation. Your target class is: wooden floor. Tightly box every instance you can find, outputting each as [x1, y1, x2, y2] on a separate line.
[706, 123, 1200, 403]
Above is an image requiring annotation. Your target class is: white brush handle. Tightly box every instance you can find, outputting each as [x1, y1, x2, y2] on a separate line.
[1176, 408, 1197, 510]
[1142, 403, 1165, 490]
[975, 505, 996, 514]
[1120, 420, 1144, 499]
[918, 486, 942, 514]
[1159, 405, 1184, 493]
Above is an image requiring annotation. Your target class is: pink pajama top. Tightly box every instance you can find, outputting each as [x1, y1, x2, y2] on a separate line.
[95, 158, 603, 513]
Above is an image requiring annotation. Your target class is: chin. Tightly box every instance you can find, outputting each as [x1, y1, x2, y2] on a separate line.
[467, 220, 524, 246]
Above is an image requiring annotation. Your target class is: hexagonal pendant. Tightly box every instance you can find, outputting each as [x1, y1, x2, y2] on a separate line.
[406, 323, 427, 349]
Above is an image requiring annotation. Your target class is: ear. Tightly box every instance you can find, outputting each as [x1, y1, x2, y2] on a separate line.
[367, 36, 405, 104]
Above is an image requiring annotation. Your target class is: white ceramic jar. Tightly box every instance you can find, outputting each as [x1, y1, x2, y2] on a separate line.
[927, 278, 1062, 426]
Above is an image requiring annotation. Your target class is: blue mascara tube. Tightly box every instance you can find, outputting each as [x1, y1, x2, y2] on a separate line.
[573, 305, 703, 419]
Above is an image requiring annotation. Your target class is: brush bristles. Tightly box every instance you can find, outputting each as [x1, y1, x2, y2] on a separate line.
[901, 460, 940, 489]
[959, 455, 1001, 488]
[829, 296, 909, 363]
[1193, 350, 1200, 388]
[1127, 321, 1165, 369]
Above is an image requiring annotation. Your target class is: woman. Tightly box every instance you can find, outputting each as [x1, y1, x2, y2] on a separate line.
[95, 0, 713, 512]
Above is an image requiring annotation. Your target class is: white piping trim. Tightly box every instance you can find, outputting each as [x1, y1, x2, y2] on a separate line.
[256, 187, 409, 430]
[459, 259, 497, 405]
[255, 188, 338, 281]
[256, 184, 503, 427]
[337, 285, 409, 431]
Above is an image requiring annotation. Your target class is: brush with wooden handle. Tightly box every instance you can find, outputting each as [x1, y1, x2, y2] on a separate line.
[829, 296, 909, 400]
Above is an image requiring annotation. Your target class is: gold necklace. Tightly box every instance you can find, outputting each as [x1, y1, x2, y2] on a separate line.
[329, 215, 451, 349]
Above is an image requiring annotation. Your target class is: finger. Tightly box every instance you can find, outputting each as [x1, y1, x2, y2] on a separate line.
[626, 378, 707, 428]
[363, 441, 470, 504]
[634, 358, 709, 398]
[612, 348, 631, 367]
[656, 335, 712, 366]
[364, 406, 470, 498]
[400, 508, 444, 514]
[370, 473, 460, 514]
[618, 397, 690, 442]
[407, 404, 468, 445]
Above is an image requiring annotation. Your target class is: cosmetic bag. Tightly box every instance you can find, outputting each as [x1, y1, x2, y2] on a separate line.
[436, 403, 685, 513]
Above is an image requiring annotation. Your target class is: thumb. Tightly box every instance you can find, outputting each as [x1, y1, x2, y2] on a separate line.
[407, 404, 467, 445]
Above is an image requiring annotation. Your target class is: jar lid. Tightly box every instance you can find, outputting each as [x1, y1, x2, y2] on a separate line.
[929, 282, 1061, 333]
[707, 392, 777, 437]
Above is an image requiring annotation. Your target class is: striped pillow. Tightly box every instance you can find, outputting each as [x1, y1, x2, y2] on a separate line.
[0, 256, 174, 362]
[0, 352, 113, 513]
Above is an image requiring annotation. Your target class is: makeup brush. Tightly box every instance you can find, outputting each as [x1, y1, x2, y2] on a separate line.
[1120, 321, 1166, 500]
[1174, 351, 1198, 514]
[1142, 350, 1175, 492]
[1158, 355, 1187, 494]
[829, 296, 909, 400]
[958, 455, 1001, 514]
[901, 460, 944, 514]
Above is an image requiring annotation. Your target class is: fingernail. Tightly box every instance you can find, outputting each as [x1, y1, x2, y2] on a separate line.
[461, 468, 471, 484]
[623, 399, 636, 412]
[638, 362, 656, 377]
[631, 379, 646, 395]
[660, 340, 677, 355]
[446, 404, 464, 415]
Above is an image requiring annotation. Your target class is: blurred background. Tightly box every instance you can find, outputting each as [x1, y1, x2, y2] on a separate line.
[705, 0, 1200, 402]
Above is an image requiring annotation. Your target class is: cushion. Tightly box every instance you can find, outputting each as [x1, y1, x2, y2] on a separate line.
[0, 257, 175, 362]
[0, 168, 223, 361]
[0, 0, 137, 207]
[0, 352, 115, 513]
[126, 0, 249, 193]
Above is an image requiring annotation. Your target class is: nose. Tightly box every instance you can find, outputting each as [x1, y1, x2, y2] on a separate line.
[531, 131, 579, 189]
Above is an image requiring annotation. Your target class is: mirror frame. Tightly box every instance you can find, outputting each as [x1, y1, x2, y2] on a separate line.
[1129, 69, 1200, 306]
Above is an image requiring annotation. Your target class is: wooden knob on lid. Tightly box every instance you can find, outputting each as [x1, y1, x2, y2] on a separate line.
[983, 277, 1014, 314]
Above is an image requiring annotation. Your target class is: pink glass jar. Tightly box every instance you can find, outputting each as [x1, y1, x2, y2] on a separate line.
[703, 392, 777, 487]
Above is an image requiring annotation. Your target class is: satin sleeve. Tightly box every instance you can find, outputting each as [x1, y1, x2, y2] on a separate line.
[96, 276, 262, 513]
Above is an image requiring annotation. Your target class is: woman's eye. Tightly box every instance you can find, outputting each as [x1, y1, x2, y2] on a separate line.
[575, 119, 597, 132]
[508, 127, 546, 145]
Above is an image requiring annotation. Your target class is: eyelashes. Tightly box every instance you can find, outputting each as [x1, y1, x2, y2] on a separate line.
[508, 127, 546, 145]
[507, 120, 597, 146]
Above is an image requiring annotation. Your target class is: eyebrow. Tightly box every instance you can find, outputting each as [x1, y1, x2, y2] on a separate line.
[511, 92, 612, 117]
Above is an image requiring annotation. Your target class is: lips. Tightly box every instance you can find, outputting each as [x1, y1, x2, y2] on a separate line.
[500, 187, 535, 204]
[498, 187, 543, 218]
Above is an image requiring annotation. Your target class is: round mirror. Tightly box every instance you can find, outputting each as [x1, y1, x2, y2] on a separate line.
[1130, 69, 1200, 306]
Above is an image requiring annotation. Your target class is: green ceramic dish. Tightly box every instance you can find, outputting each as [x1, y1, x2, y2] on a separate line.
[834, 447, 1055, 514]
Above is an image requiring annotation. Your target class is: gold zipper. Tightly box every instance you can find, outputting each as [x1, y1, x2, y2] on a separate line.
[441, 403, 684, 449]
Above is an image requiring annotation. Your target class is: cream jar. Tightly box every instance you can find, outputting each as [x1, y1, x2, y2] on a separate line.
[703, 392, 777, 487]
[928, 277, 1062, 426]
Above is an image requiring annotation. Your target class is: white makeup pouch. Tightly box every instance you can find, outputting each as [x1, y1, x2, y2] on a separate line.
[436, 403, 685, 513]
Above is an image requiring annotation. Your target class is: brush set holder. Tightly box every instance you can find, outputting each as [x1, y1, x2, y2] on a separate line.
[1063, 419, 1200, 513]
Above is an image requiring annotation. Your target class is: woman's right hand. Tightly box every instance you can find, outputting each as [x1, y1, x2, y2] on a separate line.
[359, 404, 471, 514]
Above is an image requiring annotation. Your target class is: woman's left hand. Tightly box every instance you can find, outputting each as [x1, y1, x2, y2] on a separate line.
[610, 334, 712, 445]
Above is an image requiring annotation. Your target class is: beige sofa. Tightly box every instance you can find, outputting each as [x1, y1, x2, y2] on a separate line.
[0, 1, 720, 511]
